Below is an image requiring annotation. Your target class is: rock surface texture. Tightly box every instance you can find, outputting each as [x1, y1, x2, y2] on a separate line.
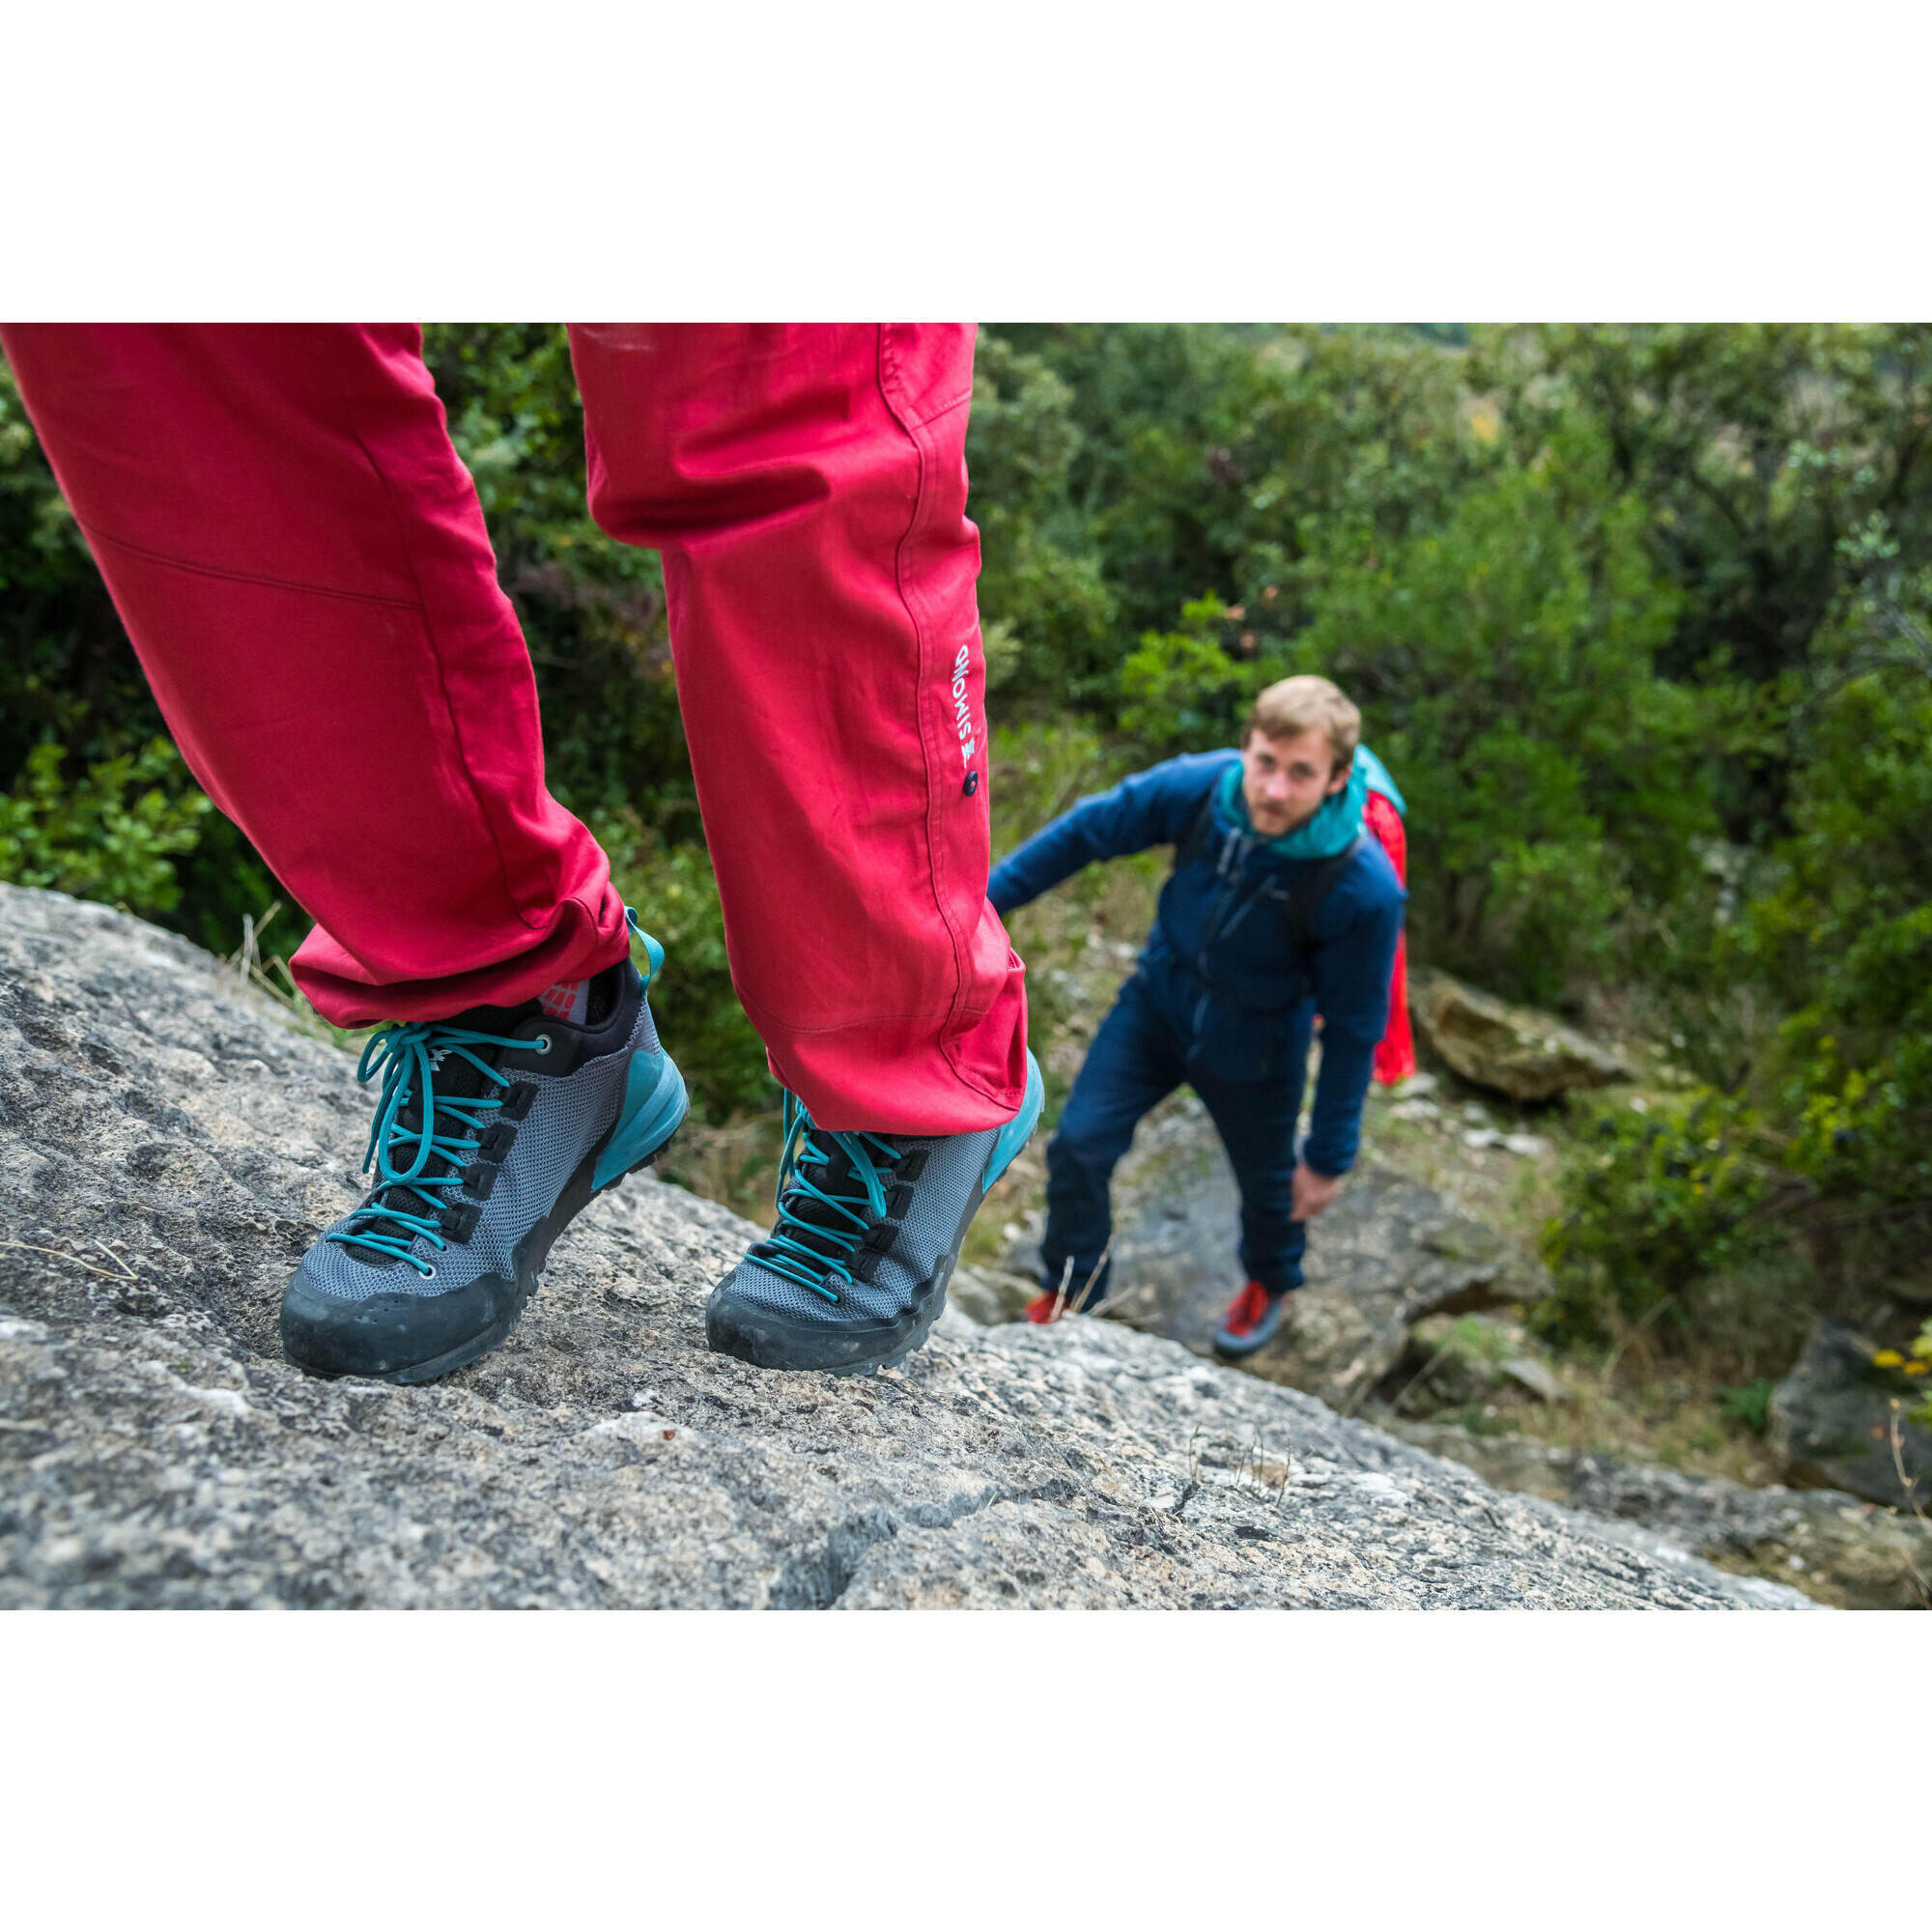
[0, 886, 1804, 1609]
[1388, 1421, 1931, 1611]
[1409, 969, 1633, 1101]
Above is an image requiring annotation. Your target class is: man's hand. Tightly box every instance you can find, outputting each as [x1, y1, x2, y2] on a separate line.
[1292, 1163, 1343, 1222]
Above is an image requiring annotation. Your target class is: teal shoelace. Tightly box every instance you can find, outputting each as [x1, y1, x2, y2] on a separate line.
[749, 1093, 903, 1303]
[325, 1021, 530, 1275]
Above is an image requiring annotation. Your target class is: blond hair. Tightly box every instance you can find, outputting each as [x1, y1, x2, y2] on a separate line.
[1243, 674, 1360, 775]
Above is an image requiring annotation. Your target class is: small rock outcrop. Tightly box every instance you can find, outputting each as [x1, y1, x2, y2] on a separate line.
[1770, 1320, 1932, 1509]
[0, 885, 1803, 1609]
[1388, 1311, 1574, 1412]
[1012, 1097, 1548, 1411]
[1409, 968, 1632, 1101]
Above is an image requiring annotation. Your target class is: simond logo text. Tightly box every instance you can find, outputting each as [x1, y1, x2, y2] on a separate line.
[950, 643, 977, 768]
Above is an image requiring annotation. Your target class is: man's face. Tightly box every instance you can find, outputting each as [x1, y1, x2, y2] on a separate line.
[1241, 726, 1349, 838]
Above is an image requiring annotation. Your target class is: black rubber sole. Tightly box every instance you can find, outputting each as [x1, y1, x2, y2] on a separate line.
[285, 1120, 681, 1386]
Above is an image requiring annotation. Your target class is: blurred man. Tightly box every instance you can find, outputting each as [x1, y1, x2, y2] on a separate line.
[988, 675, 1404, 1356]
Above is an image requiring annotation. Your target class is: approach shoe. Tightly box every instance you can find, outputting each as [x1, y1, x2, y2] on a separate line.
[280, 923, 688, 1384]
[705, 1052, 1044, 1376]
[1212, 1279, 1291, 1359]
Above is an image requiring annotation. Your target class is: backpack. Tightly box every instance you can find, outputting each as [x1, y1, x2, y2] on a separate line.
[1171, 790, 1364, 961]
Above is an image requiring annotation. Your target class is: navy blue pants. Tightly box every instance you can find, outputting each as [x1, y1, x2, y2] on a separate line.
[1040, 974, 1308, 1308]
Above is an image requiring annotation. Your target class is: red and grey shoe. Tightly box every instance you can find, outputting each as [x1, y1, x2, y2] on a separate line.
[1212, 1279, 1290, 1358]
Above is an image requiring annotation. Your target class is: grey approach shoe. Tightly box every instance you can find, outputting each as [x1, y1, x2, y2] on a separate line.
[281, 927, 687, 1384]
[705, 1053, 1044, 1376]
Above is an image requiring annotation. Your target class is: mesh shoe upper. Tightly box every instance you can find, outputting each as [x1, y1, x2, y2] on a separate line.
[723, 1111, 999, 1328]
[298, 964, 660, 1306]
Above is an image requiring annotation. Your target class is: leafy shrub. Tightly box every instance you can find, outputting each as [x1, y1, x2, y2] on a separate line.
[1737, 591, 1932, 1301]
[1719, 1378, 1776, 1435]
[1537, 1092, 1792, 1348]
[966, 336, 1118, 699]
[1114, 596, 1255, 755]
[1282, 421, 1712, 1004]
[0, 738, 210, 913]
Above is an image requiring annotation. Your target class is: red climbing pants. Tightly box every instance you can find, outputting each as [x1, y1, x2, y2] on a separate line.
[0, 324, 1028, 1134]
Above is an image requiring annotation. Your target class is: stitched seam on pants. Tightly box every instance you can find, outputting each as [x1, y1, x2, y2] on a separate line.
[876, 325, 997, 1103]
[898, 386, 974, 429]
[77, 522, 427, 611]
[322, 327, 541, 935]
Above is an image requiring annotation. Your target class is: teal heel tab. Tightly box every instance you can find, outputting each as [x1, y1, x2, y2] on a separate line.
[980, 1051, 1045, 1192]
[624, 906, 666, 987]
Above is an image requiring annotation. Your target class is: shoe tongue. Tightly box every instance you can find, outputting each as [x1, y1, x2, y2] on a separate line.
[391, 994, 550, 1124]
[780, 1132, 893, 1239]
[433, 960, 624, 1043]
[391, 1030, 508, 1128]
[808, 1128, 899, 1188]
[440, 993, 544, 1037]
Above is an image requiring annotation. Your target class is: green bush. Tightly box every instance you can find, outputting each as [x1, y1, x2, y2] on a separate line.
[1537, 1092, 1789, 1348]
[1737, 612, 1932, 1298]
[966, 335, 1118, 700]
[1719, 1378, 1776, 1435]
[1282, 420, 1711, 1004]
[1115, 596, 1256, 755]
[0, 738, 210, 913]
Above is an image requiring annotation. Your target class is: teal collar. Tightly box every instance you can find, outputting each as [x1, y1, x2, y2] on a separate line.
[1213, 753, 1367, 860]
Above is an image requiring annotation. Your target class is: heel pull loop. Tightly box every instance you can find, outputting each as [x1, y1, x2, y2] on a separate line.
[624, 906, 666, 990]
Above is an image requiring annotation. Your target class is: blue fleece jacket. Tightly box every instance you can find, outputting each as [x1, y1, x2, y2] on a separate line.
[988, 748, 1406, 1176]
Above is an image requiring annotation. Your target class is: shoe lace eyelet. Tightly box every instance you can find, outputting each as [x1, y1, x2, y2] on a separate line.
[532, 1035, 552, 1056]
[420, 1264, 439, 1280]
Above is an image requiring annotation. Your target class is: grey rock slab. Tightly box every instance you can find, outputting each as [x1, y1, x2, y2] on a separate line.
[1500, 1357, 1569, 1405]
[0, 884, 1804, 1609]
[1387, 1420, 1928, 1611]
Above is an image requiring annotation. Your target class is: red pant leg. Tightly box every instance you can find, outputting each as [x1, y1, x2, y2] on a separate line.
[1364, 790, 1416, 1084]
[568, 324, 1027, 1134]
[0, 325, 628, 1025]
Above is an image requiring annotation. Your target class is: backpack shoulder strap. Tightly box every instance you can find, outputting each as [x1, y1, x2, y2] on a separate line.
[1281, 834, 1365, 955]
[1171, 785, 1220, 874]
